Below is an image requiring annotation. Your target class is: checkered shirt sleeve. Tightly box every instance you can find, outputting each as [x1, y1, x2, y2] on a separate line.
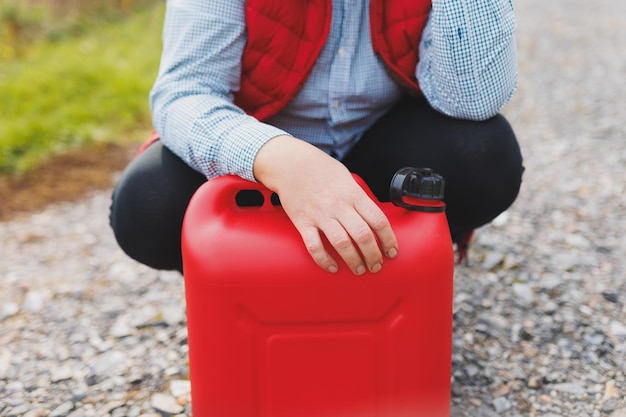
[417, 0, 518, 119]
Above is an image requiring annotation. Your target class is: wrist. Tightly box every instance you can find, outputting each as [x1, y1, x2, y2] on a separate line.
[253, 135, 322, 190]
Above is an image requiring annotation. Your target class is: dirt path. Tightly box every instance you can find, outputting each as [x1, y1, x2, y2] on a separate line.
[0, 141, 138, 222]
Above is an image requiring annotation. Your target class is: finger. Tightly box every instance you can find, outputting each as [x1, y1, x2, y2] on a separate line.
[337, 211, 383, 273]
[355, 198, 398, 260]
[296, 224, 339, 273]
[320, 219, 367, 275]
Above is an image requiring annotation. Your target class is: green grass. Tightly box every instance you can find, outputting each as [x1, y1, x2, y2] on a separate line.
[0, 3, 164, 174]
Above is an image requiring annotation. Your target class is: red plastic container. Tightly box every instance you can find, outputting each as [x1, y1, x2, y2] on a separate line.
[182, 168, 454, 417]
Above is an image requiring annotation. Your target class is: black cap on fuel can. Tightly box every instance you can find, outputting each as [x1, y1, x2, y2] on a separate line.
[390, 167, 446, 212]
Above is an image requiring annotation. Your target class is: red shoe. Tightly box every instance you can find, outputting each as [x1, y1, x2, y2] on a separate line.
[455, 230, 474, 265]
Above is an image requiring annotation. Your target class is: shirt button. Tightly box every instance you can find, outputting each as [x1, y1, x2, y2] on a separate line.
[333, 100, 340, 109]
[338, 47, 346, 57]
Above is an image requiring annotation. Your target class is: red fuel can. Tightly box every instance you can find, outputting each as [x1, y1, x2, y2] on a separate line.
[182, 168, 454, 417]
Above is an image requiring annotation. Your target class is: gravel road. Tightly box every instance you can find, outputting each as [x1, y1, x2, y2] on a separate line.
[1, 0, 625, 416]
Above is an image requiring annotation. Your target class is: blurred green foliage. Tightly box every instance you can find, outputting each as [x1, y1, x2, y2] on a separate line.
[0, 1, 164, 173]
[0, 0, 157, 55]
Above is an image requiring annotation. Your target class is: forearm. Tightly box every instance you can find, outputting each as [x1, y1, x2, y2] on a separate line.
[151, 87, 287, 181]
[417, 0, 518, 120]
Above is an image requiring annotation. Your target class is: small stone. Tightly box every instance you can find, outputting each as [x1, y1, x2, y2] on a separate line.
[513, 283, 534, 303]
[482, 251, 505, 270]
[170, 379, 191, 397]
[161, 305, 186, 327]
[51, 365, 74, 382]
[23, 409, 50, 417]
[604, 400, 618, 413]
[0, 349, 12, 378]
[609, 321, 626, 338]
[478, 313, 509, 333]
[464, 364, 480, 378]
[131, 305, 160, 328]
[541, 300, 559, 314]
[158, 270, 182, 283]
[1, 302, 19, 320]
[584, 332, 605, 346]
[84, 371, 99, 386]
[126, 368, 144, 385]
[521, 341, 539, 358]
[107, 261, 139, 284]
[549, 253, 580, 272]
[527, 376, 542, 389]
[539, 394, 552, 403]
[5, 381, 24, 393]
[89, 335, 112, 353]
[90, 351, 129, 377]
[583, 351, 599, 364]
[551, 382, 586, 395]
[22, 291, 44, 313]
[151, 393, 184, 415]
[72, 382, 88, 402]
[110, 315, 135, 338]
[604, 380, 619, 399]
[492, 397, 512, 413]
[502, 254, 521, 270]
[95, 401, 125, 415]
[49, 401, 74, 417]
[492, 383, 514, 397]
[539, 274, 564, 290]
[564, 233, 590, 248]
[176, 394, 191, 407]
[602, 291, 619, 303]
[491, 211, 510, 227]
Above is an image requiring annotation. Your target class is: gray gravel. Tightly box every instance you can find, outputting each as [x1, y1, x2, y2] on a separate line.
[1, 0, 625, 415]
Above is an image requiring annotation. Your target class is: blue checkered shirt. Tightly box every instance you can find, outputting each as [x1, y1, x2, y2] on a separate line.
[150, 0, 517, 181]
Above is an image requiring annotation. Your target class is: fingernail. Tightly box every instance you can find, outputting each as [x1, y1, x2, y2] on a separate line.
[356, 265, 366, 275]
[328, 265, 338, 273]
[387, 247, 398, 258]
[370, 263, 382, 273]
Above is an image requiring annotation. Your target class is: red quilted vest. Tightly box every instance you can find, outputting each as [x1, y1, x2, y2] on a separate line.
[235, 0, 432, 121]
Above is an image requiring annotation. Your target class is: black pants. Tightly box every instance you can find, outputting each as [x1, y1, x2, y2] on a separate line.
[110, 97, 524, 271]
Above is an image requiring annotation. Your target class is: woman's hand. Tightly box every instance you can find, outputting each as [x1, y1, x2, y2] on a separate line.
[253, 135, 398, 275]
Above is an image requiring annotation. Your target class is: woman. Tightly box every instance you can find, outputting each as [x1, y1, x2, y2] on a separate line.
[110, 0, 524, 275]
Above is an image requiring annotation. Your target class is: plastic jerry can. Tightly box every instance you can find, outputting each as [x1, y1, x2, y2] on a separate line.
[182, 167, 454, 417]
